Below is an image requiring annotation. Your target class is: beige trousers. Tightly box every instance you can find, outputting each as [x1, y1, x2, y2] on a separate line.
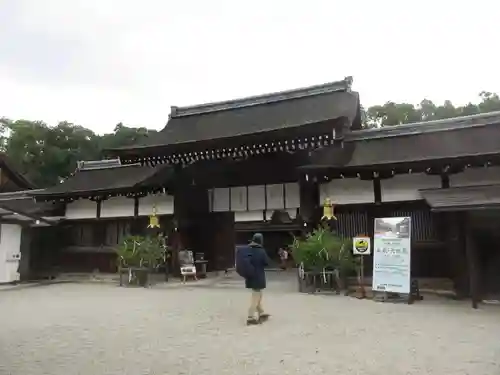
[248, 290, 264, 318]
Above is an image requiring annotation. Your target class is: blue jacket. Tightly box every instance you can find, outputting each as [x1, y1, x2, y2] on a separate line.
[240, 243, 270, 290]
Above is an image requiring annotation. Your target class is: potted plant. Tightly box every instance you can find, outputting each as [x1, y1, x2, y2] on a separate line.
[291, 225, 357, 293]
[116, 235, 164, 287]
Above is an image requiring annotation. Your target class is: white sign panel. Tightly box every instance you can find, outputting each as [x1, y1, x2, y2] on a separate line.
[352, 236, 371, 255]
[372, 217, 411, 294]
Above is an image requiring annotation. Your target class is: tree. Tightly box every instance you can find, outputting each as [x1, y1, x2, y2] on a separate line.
[2, 120, 161, 187]
[365, 102, 421, 127]
[98, 123, 159, 150]
[363, 91, 500, 128]
[4, 120, 100, 187]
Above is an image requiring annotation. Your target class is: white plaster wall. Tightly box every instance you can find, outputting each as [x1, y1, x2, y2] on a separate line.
[212, 188, 230, 212]
[230, 187, 247, 211]
[248, 185, 266, 210]
[284, 183, 300, 209]
[65, 200, 96, 219]
[266, 184, 285, 210]
[320, 178, 374, 205]
[381, 173, 441, 202]
[209, 183, 301, 213]
[450, 166, 500, 187]
[235, 211, 264, 222]
[0, 224, 22, 283]
[138, 194, 174, 216]
[101, 197, 134, 218]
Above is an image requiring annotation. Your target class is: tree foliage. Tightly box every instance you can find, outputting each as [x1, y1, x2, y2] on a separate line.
[364, 91, 500, 128]
[1, 90, 499, 187]
[0, 120, 158, 187]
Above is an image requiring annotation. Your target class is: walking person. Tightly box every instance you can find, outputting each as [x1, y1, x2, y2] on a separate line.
[279, 246, 289, 270]
[235, 233, 271, 325]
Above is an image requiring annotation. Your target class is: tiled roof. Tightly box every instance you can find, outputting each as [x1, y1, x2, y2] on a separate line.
[307, 112, 500, 168]
[0, 189, 60, 218]
[108, 77, 361, 151]
[30, 163, 172, 199]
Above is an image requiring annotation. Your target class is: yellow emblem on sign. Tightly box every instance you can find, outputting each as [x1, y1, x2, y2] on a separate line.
[352, 236, 371, 255]
[148, 205, 160, 228]
[322, 198, 337, 220]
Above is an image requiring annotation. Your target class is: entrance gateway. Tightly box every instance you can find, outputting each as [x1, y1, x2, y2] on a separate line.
[19, 77, 500, 308]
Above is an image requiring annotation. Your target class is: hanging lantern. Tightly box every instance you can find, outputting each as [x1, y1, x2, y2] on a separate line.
[322, 198, 337, 221]
[148, 205, 161, 228]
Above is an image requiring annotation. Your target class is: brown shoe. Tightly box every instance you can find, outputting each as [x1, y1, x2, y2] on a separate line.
[259, 314, 270, 322]
[246, 317, 259, 325]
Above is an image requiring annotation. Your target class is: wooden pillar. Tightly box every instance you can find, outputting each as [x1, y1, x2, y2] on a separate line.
[443, 212, 469, 298]
[299, 175, 319, 232]
[174, 185, 215, 270]
[464, 213, 480, 308]
[373, 176, 381, 204]
[211, 212, 236, 271]
[93, 199, 106, 248]
[96, 199, 102, 219]
[130, 196, 142, 235]
[18, 226, 32, 281]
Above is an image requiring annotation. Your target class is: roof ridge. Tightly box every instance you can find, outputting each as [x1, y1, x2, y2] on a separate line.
[170, 76, 353, 118]
[346, 110, 500, 141]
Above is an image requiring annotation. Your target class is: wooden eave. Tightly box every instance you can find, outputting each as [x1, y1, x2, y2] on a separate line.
[30, 164, 175, 202]
[300, 153, 500, 180]
[420, 184, 500, 212]
[109, 119, 344, 165]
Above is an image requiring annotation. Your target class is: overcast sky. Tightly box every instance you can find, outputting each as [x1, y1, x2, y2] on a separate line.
[0, 0, 498, 133]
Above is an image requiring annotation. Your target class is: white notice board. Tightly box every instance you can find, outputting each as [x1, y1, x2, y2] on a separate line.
[372, 217, 411, 294]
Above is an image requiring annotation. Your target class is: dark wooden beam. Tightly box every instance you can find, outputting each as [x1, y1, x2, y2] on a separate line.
[373, 177, 381, 204]
[464, 213, 480, 309]
[440, 173, 450, 189]
[299, 176, 319, 229]
[133, 196, 139, 217]
[444, 212, 469, 298]
[96, 200, 102, 219]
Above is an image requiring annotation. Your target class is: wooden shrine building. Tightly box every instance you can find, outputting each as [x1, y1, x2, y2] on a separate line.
[31, 77, 361, 272]
[0, 153, 62, 283]
[304, 110, 500, 307]
[26, 77, 500, 306]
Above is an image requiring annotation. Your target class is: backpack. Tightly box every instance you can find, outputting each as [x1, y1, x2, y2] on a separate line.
[235, 246, 255, 279]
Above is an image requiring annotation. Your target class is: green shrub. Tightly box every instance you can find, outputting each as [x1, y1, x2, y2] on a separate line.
[115, 235, 165, 269]
[291, 226, 357, 274]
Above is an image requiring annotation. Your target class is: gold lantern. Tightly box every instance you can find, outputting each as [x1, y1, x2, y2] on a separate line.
[147, 205, 160, 228]
[321, 198, 337, 220]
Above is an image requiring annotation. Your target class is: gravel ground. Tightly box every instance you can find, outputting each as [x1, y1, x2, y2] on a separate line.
[0, 272, 499, 375]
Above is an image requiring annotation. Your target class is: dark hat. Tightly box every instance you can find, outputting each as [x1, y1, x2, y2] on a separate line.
[251, 233, 264, 245]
